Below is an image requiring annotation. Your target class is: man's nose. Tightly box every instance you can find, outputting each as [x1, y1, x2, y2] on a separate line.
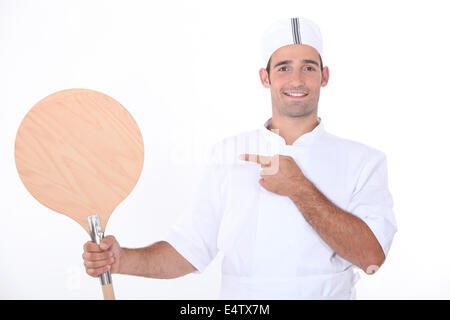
[289, 69, 305, 85]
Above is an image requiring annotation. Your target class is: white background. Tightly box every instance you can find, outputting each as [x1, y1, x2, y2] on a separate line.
[1, 0, 449, 299]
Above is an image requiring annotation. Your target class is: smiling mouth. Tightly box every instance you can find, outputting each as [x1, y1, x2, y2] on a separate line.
[283, 91, 309, 98]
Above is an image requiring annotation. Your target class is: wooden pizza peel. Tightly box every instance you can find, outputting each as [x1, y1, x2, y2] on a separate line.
[14, 88, 144, 299]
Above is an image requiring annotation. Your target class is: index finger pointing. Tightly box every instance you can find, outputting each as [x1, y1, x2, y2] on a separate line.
[238, 154, 271, 165]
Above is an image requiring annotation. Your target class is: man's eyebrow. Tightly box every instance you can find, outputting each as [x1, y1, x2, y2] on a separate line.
[272, 59, 320, 69]
[272, 60, 292, 69]
[302, 59, 320, 66]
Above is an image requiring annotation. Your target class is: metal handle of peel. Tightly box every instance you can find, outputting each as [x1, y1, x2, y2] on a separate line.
[87, 214, 112, 286]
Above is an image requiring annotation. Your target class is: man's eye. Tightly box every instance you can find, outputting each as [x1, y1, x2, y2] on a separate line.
[278, 66, 289, 71]
[304, 66, 316, 72]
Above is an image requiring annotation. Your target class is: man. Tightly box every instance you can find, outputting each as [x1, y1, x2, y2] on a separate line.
[82, 17, 397, 299]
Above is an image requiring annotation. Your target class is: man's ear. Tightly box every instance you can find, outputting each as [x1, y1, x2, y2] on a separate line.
[259, 68, 271, 88]
[321, 66, 329, 87]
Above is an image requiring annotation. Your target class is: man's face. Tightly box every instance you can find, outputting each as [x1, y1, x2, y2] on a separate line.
[259, 44, 329, 119]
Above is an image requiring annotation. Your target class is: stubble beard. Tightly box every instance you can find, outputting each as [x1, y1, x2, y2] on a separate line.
[272, 93, 319, 118]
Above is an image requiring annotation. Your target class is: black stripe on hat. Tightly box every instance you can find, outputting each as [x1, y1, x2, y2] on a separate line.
[291, 17, 301, 44]
[291, 18, 297, 44]
[296, 18, 302, 44]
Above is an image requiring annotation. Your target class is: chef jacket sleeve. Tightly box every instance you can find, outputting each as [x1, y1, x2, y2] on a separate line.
[163, 148, 224, 273]
[347, 150, 398, 258]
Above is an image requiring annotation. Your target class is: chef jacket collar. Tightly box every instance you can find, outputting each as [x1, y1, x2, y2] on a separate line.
[261, 117, 324, 147]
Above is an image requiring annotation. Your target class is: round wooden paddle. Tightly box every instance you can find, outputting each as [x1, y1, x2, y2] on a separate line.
[14, 88, 144, 299]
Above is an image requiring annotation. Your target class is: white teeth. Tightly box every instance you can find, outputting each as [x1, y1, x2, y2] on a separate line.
[285, 92, 307, 97]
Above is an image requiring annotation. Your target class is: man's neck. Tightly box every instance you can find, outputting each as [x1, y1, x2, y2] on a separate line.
[269, 112, 319, 145]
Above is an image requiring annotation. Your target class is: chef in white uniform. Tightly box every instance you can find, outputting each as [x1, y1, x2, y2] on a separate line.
[82, 17, 397, 300]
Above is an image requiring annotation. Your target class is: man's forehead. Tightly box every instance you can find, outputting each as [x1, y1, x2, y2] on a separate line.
[271, 44, 320, 61]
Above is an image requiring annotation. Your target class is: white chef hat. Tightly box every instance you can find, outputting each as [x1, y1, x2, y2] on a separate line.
[261, 17, 323, 66]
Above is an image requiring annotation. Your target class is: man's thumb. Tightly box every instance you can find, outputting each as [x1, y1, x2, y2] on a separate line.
[100, 236, 114, 250]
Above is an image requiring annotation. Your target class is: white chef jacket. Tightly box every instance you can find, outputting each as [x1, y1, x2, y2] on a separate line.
[163, 118, 397, 299]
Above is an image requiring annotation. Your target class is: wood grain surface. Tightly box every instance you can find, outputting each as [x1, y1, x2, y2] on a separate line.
[14, 89, 144, 234]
